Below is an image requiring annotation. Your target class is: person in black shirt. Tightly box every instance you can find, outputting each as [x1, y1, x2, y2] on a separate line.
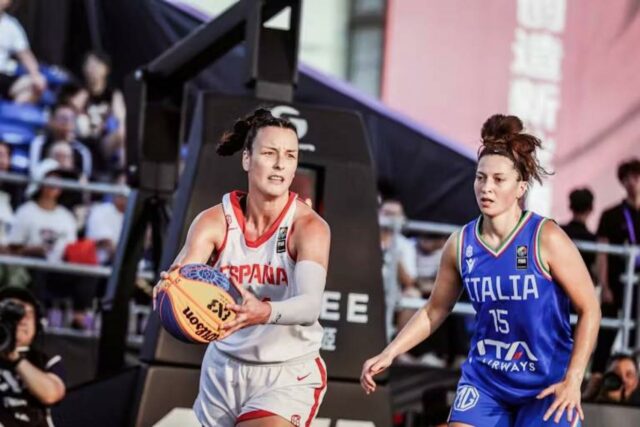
[561, 187, 596, 272]
[585, 158, 640, 399]
[0, 287, 65, 426]
[81, 51, 126, 182]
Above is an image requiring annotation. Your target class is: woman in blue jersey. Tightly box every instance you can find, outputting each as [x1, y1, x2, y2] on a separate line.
[361, 114, 601, 426]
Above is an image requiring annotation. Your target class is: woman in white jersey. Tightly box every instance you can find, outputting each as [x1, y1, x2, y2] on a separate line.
[153, 108, 330, 427]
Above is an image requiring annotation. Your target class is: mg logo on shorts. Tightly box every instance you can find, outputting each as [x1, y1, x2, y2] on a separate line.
[453, 385, 479, 412]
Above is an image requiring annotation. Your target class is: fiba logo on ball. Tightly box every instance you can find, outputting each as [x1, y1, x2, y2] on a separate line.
[156, 264, 242, 343]
[453, 385, 479, 412]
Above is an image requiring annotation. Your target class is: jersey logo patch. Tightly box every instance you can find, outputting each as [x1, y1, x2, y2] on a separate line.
[453, 385, 479, 412]
[466, 258, 476, 272]
[465, 245, 473, 258]
[465, 245, 475, 272]
[276, 227, 288, 253]
[516, 245, 528, 270]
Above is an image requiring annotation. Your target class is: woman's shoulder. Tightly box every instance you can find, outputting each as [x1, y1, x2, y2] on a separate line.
[292, 199, 329, 238]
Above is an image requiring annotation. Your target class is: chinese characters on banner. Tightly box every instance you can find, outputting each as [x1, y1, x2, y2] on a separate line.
[508, 0, 567, 215]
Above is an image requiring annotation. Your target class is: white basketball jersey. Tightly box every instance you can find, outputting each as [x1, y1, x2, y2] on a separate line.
[211, 191, 323, 363]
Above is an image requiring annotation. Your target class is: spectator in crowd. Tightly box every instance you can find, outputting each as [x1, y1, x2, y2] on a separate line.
[56, 82, 88, 116]
[561, 187, 596, 272]
[46, 141, 74, 172]
[0, 140, 30, 288]
[379, 198, 418, 340]
[409, 232, 470, 368]
[62, 227, 98, 330]
[585, 158, 640, 398]
[7, 159, 99, 329]
[81, 51, 125, 181]
[0, 0, 47, 103]
[29, 103, 92, 180]
[0, 286, 65, 427]
[0, 141, 14, 244]
[85, 171, 126, 265]
[595, 354, 640, 405]
[8, 159, 77, 262]
[415, 233, 447, 297]
[43, 140, 90, 233]
[0, 141, 24, 210]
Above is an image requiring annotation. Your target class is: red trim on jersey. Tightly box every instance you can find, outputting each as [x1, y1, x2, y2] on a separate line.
[237, 409, 277, 423]
[230, 190, 297, 248]
[305, 357, 327, 427]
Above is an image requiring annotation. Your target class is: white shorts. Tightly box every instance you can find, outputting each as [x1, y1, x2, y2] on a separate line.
[193, 345, 327, 427]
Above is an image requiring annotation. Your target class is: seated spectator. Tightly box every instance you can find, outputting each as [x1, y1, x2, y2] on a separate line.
[85, 171, 126, 265]
[0, 286, 65, 427]
[0, 140, 24, 210]
[81, 51, 126, 181]
[56, 82, 88, 116]
[379, 198, 418, 340]
[0, 140, 14, 244]
[410, 233, 468, 368]
[561, 187, 596, 272]
[8, 159, 77, 262]
[29, 103, 92, 180]
[0, 0, 47, 103]
[415, 233, 447, 297]
[595, 353, 640, 405]
[46, 141, 75, 172]
[7, 159, 98, 329]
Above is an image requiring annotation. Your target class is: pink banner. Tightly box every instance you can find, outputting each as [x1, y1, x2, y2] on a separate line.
[383, 0, 640, 226]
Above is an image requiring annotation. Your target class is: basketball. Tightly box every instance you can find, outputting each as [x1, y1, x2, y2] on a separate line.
[156, 263, 242, 343]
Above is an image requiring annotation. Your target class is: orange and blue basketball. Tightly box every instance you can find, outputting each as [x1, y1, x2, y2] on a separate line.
[156, 263, 242, 343]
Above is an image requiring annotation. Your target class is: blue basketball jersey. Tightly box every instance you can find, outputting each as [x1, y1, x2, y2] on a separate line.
[458, 211, 573, 403]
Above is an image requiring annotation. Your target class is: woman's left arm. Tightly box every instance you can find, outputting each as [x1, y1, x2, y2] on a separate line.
[537, 220, 601, 423]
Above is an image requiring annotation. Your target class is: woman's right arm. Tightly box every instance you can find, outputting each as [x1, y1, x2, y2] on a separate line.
[152, 206, 226, 308]
[361, 231, 463, 393]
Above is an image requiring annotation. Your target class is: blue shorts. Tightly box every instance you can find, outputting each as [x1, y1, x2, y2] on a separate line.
[448, 380, 582, 427]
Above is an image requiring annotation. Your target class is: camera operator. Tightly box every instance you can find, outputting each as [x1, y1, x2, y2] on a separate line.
[595, 353, 640, 405]
[0, 287, 65, 426]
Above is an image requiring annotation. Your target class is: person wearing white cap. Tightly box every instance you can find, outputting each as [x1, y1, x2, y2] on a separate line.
[8, 159, 77, 263]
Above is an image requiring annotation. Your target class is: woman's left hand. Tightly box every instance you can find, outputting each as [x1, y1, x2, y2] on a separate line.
[537, 377, 584, 424]
[219, 278, 271, 339]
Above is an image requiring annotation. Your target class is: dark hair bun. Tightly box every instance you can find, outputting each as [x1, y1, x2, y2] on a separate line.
[481, 114, 524, 141]
[478, 113, 550, 184]
[216, 107, 298, 156]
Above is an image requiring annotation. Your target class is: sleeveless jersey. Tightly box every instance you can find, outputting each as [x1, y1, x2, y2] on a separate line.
[211, 191, 323, 363]
[458, 211, 573, 402]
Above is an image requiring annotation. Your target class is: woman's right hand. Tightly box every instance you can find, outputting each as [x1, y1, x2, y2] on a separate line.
[152, 264, 181, 310]
[360, 351, 395, 394]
